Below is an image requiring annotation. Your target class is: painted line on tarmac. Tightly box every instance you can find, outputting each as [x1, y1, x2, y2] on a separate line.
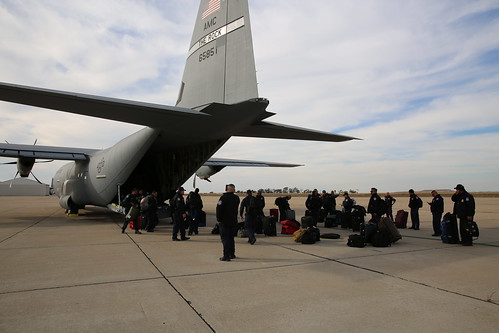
[0, 208, 60, 244]
[122, 226, 217, 333]
[0, 277, 163, 295]
[275, 244, 499, 306]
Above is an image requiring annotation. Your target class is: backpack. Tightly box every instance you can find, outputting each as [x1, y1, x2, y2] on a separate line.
[464, 221, 479, 238]
[416, 196, 423, 208]
[301, 229, 317, 244]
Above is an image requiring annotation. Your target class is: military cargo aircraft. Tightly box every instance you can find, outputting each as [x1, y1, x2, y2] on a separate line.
[0, 0, 357, 214]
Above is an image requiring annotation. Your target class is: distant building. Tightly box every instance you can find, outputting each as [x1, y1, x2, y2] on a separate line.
[0, 178, 50, 196]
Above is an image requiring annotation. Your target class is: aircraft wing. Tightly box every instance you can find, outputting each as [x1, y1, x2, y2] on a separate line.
[204, 157, 301, 168]
[236, 121, 359, 142]
[0, 143, 98, 160]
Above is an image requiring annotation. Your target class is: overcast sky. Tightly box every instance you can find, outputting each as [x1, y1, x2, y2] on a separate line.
[1, 0, 499, 194]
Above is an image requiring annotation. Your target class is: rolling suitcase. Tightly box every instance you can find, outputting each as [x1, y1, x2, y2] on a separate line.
[441, 212, 459, 244]
[394, 210, 408, 229]
[197, 210, 206, 227]
[286, 209, 296, 221]
[270, 208, 279, 221]
[263, 216, 277, 236]
[378, 217, 402, 243]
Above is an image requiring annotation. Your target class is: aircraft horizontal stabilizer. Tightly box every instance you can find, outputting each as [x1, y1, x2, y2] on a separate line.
[204, 157, 301, 168]
[236, 121, 359, 142]
[0, 82, 206, 127]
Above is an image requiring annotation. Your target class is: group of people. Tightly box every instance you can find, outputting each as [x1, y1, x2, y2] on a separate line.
[121, 187, 204, 239]
[366, 184, 476, 246]
[121, 188, 159, 234]
[122, 182, 477, 261]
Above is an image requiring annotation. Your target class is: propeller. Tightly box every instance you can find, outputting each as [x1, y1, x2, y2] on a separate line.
[1, 139, 53, 187]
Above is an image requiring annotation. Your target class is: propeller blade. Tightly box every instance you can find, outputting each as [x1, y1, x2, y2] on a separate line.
[9, 171, 19, 188]
[1, 162, 17, 165]
[31, 172, 43, 184]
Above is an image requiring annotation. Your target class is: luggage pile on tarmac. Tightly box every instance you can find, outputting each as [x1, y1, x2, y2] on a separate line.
[271, 206, 404, 247]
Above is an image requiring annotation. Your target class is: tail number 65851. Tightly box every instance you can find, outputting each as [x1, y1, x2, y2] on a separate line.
[199, 47, 217, 62]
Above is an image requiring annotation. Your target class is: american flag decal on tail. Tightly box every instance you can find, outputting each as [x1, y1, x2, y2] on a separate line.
[202, 0, 221, 19]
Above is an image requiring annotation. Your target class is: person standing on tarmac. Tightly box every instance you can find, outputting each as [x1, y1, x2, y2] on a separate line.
[217, 184, 240, 261]
[171, 187, 190, 241]
[367, 187, 383, 223]
[186, 188, 203, 236]
[143, 190, 159, 232]
[305, 189, 322, 226]
[321, 190, 334, 217]
[451, 184, 475, 246]
[384, 192, 397, 221]
[342, 192, 355, 228]
[408, 189, 423, 230]
[428, 190, 444, 236]
[240, 190, 257, 245]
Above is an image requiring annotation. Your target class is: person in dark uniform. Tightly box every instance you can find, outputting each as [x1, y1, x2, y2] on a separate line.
[305, 189, 322, 226]
[384, 192, 396, 221]
[121, 188, 141, 234]
[186, 188, 203, 236]
[408, 189, 422, 230]
[171, 187, 190, 241]
[451, 184, 475, 246]
[216, 184, 240, 261]
[255, 190, 265, 233]
[367, 187, 383, 223]
[428, 190, 443, 236]
[144, 190, 159, 232]
[240, 190, 257, 245]
[275, 195, 291, 221]
[342, 191, 354, 228]
[321, 190, 333, 217]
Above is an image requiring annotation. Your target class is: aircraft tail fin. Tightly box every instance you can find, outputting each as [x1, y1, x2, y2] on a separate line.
[176, 0, 258, 109]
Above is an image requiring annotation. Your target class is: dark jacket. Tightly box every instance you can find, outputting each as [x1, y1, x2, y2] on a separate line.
[216, 192, 240, 227]
[368, 193, 383, 215]
[275, 197, 290, 211]
[343, 197, 354, 213]
[430, 194, 444, 214]
[171, 192, 186, 215]
[385, 195, 396, 207]
[306, 194, 322, 212]
[255, 194, 265, 215]
[186, 192, 203, 210]
[452, 191, 475, 219]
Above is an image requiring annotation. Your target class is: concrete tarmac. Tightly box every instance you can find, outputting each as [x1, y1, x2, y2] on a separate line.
[1, 195, 498, 332]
